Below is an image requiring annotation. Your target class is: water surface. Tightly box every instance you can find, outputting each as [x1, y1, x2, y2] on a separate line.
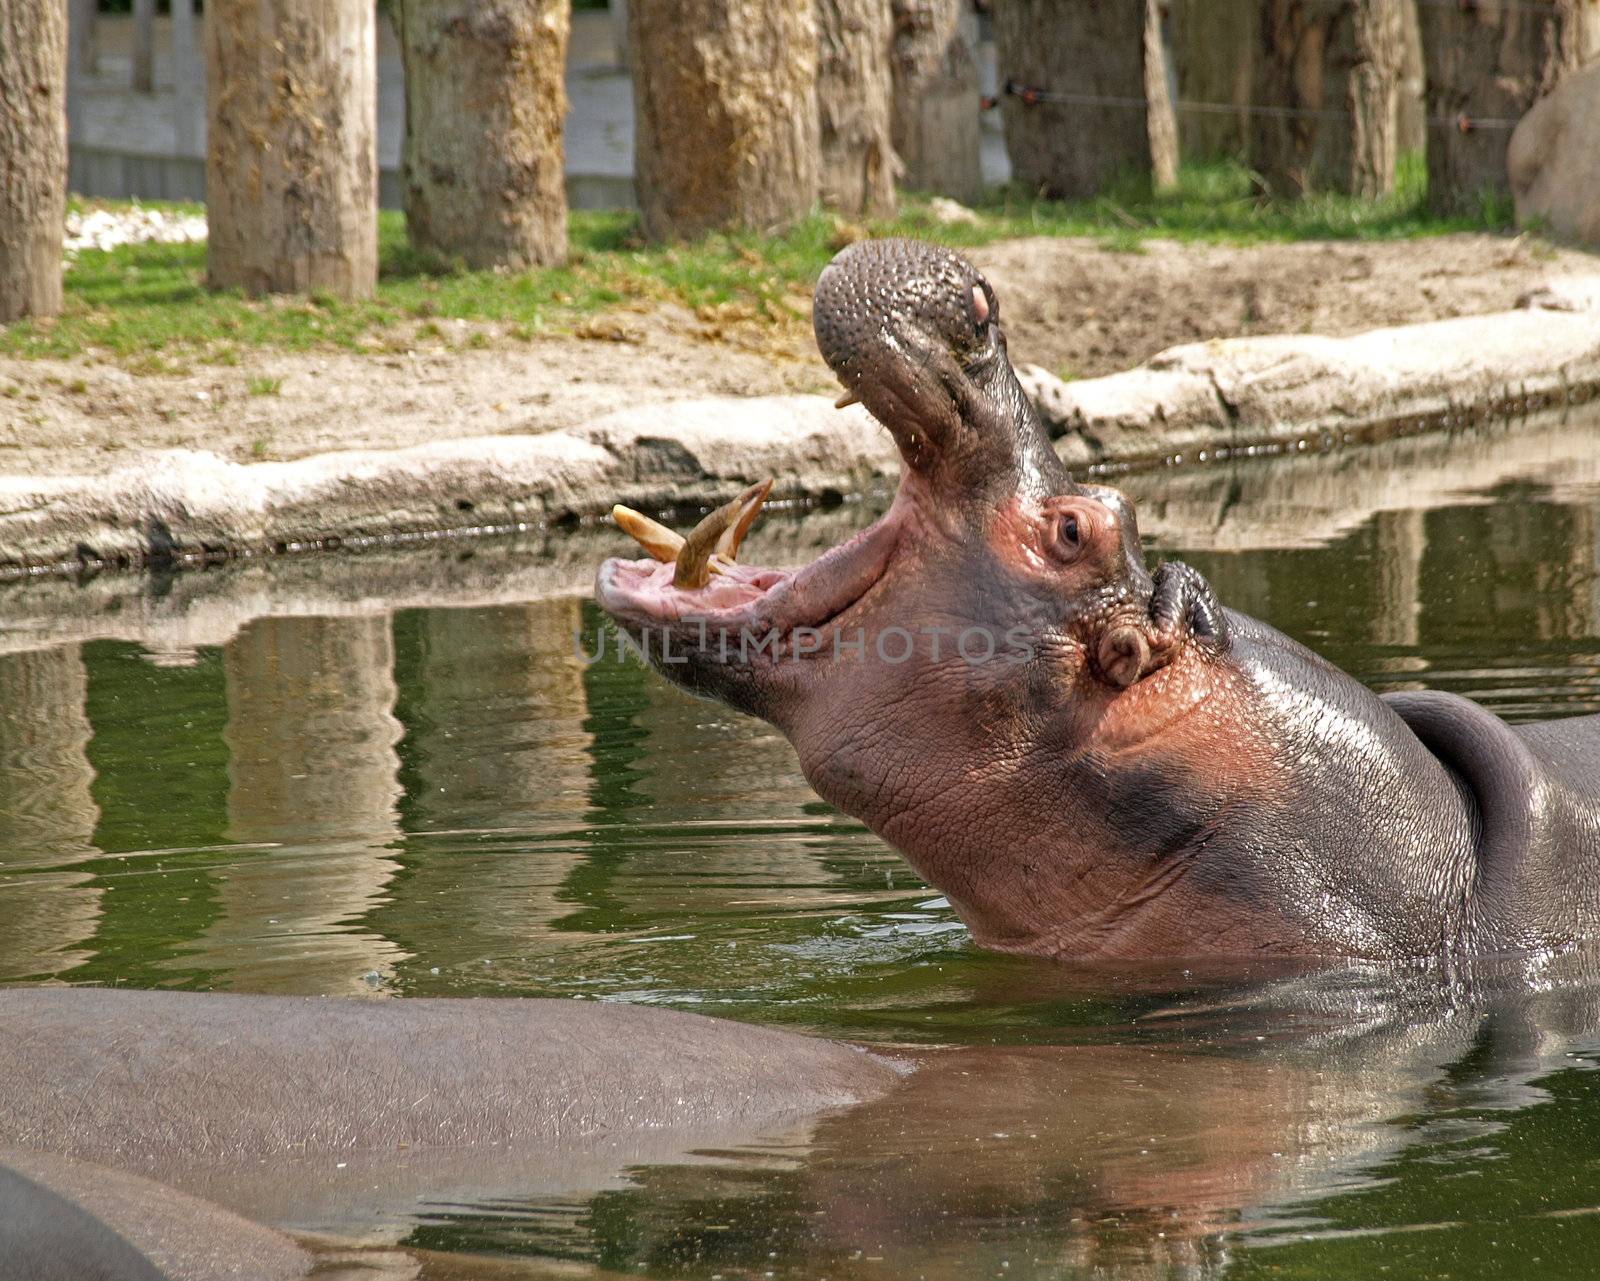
[3, 416, 1600, 1278]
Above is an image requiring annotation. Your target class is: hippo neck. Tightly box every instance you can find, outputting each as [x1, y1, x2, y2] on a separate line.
[819, 616, 1489, 961]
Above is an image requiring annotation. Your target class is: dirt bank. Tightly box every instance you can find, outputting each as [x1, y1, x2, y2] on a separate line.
[1, 232, 1594, 479]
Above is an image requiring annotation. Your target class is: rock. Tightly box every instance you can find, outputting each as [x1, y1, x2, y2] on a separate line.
[1509, 63, 1600, 247]
[926, 196, 981, 225]
[1516, 276, 1600, 313]
[1024, 308, 1600, 468]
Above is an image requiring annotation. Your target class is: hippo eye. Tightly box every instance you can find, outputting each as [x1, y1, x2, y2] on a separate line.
[1050, 511, 1085, 562]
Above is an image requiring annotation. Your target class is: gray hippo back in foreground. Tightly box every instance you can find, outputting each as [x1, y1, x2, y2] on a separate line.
[0, 988, 900, 1279]
[598, 237, 1600, 961]
[0, 988, 899, 1165]
[0, 1146, 312, 1281]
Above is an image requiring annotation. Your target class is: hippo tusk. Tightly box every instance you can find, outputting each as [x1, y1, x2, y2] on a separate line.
[673, 480, 774, 589]
[834, 389, 860, 409]
[713, 478, 773, 561]
[612, 505, 685, 564]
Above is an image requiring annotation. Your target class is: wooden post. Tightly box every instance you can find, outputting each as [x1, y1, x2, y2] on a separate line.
[630, 0, 820, 241]
[395, 0, 570, 269]
[1169, 0, 1254, 162]
[205, 0, 378, 298]
[1252, 0, 1403, 198]
[1145, 0, 1178, 190]
[131, 0, 155, 92]
[890, 0, 981, 201]
[995, 0, 1151, 199]
[817, 0, 897, 216]
[0, 0, 68, 323]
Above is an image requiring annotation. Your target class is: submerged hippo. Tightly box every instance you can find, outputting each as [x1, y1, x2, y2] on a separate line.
[598, 238, 1600, 962]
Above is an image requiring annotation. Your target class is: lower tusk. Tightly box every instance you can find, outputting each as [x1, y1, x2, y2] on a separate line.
[675, 479, 773, 589]
[713, 478, 773, 561]
[834, 389, 860, 409]
[612, 505, 685, 564]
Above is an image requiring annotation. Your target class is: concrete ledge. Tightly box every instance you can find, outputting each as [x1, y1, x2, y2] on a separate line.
[0, 397, 895, 575]
[3, 298, 1598, 577]
[1022, 296, 1600, 470]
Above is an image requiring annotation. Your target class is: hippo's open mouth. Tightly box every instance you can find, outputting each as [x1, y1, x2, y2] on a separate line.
[595, 481, 907, 650]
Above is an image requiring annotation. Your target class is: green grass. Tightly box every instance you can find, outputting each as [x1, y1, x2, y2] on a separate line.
[3, 158, 1513, 365]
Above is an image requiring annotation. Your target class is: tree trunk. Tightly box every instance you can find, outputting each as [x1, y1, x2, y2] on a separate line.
[1169, 0, 1254, 161]
[996, 0, 1152, 199]
[1145, 0, 1178, 189]
[1419, 0, 1594, 216]
[0, 0, 67, 323]
[206, 0, 377, 298]
[817, 0, 896, 217]
[396, 0, 569, 269]
[1252, 0, 1403, 197]
[630, 0, 819, 241]
[890, 0, 981, 201]
[1396, 0, 1424, 155]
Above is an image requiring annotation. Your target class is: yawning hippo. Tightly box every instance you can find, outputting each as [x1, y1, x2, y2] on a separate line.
[598, 238, 1600, 962]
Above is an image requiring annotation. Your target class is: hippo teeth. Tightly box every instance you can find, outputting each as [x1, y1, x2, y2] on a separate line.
[834, 389, 860, 409]
[611, 506, 684, 563]
[612, 480, 774, 591]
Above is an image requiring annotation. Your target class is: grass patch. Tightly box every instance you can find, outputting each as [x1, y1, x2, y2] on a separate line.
[3, 157, 1512, 364]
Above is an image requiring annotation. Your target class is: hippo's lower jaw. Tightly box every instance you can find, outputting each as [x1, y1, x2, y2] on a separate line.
[596, 486, 908, 687]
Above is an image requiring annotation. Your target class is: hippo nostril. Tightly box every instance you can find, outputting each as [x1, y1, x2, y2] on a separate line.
[1097, 624, 1151, 690]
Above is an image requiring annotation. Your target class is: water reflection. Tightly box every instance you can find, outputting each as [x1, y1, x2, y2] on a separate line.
[0, 645, 101, 980]
[183, 614, 408, 994]
[377, 600, 598, 972]
[193, 961, 1600, 1281]
[0, 419, 1596, 1275]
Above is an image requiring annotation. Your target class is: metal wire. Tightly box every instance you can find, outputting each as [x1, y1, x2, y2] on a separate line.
[984, 79, 1522, 132]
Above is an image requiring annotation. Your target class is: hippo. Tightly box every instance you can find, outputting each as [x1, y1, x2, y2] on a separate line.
[598, 238, 1600, 962]
[0, 1146, 312, 1281]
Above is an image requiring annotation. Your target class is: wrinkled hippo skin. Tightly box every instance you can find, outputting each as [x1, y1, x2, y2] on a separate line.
[598, 238, 1600, 962]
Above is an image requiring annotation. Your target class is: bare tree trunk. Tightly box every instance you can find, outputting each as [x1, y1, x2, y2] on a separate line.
[1419, 0, 1594, 216]
[817, 0, 896, 217]
[132, 0, 155, 92]
[1348, 0, 1402, 196]
[0, 0, 67, 323]
[890, 0, 981, 201]
[995, 0, 1151, 199]
[206, 0, 377, 298]
[1396, 0, 1423, 155]
[1145, 0, 1178, 189]
[630, 0, 819, 241]
[1169, 0, 1254, 161]
[396, 0, 569, 269]
[1253, 0, 1402, 197]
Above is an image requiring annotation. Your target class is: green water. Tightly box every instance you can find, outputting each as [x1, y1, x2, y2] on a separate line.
[3, 419, 1600, 1278]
